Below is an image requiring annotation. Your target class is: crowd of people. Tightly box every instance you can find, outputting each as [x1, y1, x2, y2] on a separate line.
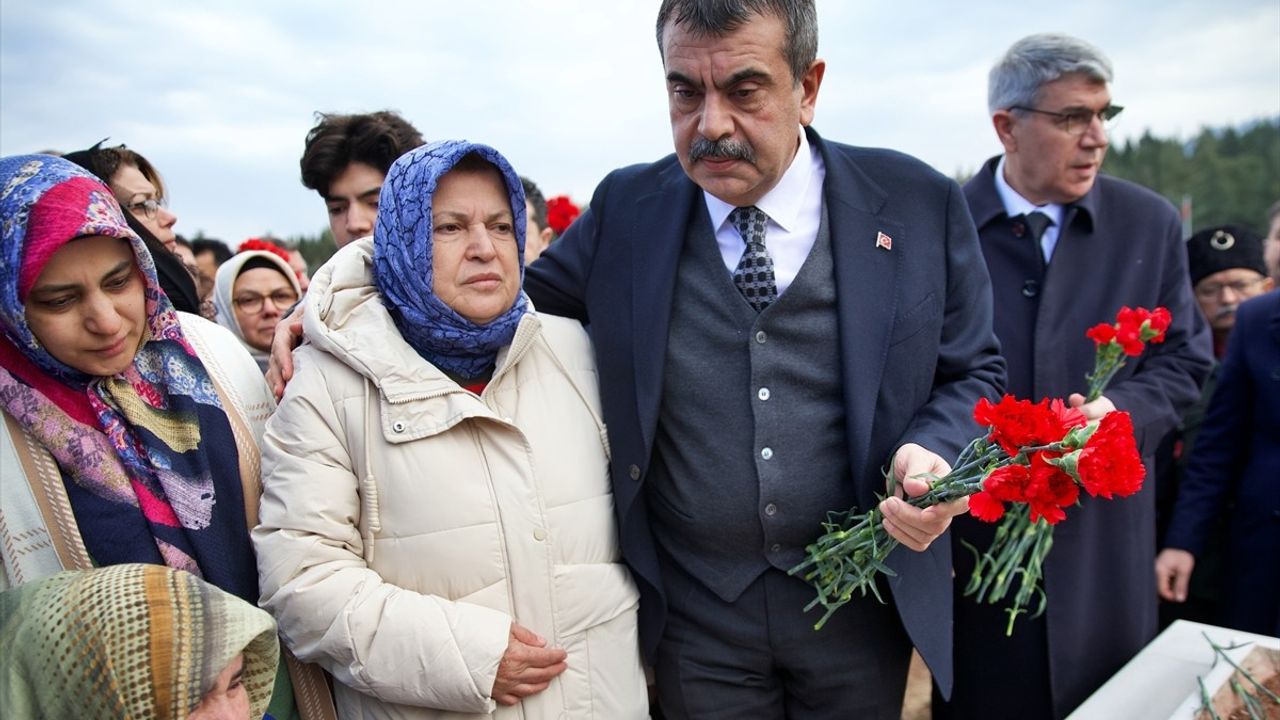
[0, 1, 1276, 719]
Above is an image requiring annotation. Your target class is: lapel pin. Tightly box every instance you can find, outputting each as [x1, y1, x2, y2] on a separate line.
[875, 231, 893, 251]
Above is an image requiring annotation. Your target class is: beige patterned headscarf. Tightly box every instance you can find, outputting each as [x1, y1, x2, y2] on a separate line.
[0, 563, 279, 719]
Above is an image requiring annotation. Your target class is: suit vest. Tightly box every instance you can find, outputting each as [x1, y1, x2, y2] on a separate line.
[646, 199, 854, 603]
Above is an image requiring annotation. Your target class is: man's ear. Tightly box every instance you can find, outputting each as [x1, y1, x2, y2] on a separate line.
[993, 111, 1018, 154]
[798, 59, 826, 127]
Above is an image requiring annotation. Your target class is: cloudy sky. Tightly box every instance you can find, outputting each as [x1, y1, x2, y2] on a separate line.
[2, 1, 1277, 244]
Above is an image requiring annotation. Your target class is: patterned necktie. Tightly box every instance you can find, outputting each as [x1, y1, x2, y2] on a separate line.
[730, 206, 777, 311]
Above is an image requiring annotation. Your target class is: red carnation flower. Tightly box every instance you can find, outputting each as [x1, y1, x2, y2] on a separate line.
[974, 395, 1087, 457]
[1023, 452, 1078, 525]
[1074, 412, 1145, 499]
[546, 195, 581, 235]
[984, 463, 1032, 502]
[1146, 307, 1171, 343]
[1116, 327, 1145, 356]
[969, 491, 1007, 522]
[239, 237, 290, 263]
[1086, 323, 1116, 345]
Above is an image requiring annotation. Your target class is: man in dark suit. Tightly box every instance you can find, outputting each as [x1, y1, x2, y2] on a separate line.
[1158, 288, 1280, 636]
[267, 2, 1003, 714]
[525, 1, 1004, 716]
[937, 33, 1213, 719]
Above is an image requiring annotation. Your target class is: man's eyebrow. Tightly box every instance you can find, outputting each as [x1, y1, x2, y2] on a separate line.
[324, 185, 382, 203]
[722, 68, 770, 88]
[666, 67, 770, 90]
[667, 70, 699, 87]
[1054, 103, 1108, 113]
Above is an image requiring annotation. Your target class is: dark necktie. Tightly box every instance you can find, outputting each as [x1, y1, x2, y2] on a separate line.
[1023, 210, 1053, 245]
[730, 206, 777, 311]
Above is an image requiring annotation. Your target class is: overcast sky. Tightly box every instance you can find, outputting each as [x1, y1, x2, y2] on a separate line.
[2, 1, 1277, 244]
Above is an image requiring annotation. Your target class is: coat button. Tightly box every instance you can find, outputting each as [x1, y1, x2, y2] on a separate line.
[533, 528, 547, 541]
[755, 331, 767, 344]
[392, 421, 406, 433]
[761, 447, 773, 460]
[758, 387, 771, 401]
[1021, 279, 1039, 298]
[771, 543, 782, 553]
[764, 502, 777, 516]
[628, 464, 641, 480]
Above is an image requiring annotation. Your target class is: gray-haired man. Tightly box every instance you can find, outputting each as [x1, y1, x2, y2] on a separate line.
[940, 33, 1213, 719]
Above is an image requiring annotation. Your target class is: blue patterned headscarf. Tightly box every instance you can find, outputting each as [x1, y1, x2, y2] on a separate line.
[373, 140, 529, 379]
[0, 154, 258, 604]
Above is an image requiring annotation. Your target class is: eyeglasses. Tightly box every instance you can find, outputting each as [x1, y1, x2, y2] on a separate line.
[1195, 276, 1266, 299]
[233, 289, 299, 313]
[123, 197, 165, 220]
[1009, 104, 1124, 136]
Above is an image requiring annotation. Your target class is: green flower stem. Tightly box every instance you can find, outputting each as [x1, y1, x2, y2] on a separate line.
[961, 503, 1054, 635]
[1202, 633, 1280, 705]
[790, 438, 1014, 630]
[1085, 347, 1126, 403]
[1230, 678, 1267, 720]
[1199, 676, 1223, 720]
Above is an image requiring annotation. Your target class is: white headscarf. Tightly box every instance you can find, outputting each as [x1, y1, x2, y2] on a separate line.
[212, 250, 302, 369]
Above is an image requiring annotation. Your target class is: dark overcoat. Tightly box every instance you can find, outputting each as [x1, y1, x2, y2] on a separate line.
[524, 128, 1006, 698]
[943, 157, 1213, 719]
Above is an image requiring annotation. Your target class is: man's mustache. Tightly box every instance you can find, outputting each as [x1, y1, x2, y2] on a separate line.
[689, 137, 755, 164]
[1213, 305, 1237, 321]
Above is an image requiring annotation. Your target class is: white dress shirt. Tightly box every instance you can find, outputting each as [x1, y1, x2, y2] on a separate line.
[994, 155, 1065, 263]
[703, 128, 826, 296]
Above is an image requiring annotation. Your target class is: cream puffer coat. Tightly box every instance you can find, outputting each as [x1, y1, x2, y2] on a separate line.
[252, 239, 645, 720]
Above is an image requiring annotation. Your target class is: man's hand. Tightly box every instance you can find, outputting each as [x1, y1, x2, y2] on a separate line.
[1067, 393, 1116, 421]
[1155, 548, 1196, 602]
[265, 304, 306, 400]
[491, 623, 568, 706]
[879, 442, 967, 552]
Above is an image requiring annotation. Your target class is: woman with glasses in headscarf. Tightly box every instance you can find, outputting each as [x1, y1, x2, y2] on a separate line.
[213, 246, 303, 374]
[252, 140, 645, 719]
[0, 154, 330, 720]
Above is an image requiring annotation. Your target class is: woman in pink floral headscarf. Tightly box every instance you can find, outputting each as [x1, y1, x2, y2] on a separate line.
[0, 153, 330, 720]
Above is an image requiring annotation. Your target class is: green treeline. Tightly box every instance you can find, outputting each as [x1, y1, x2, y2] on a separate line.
[290, 229, 338, 273]
[1103, 118, 1280, 235]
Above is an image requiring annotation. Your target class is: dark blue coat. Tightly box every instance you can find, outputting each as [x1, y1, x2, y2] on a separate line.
[946, 157, 1214, 718]
[1164, 290, 1280, 635]
[524, 128, 1006, 697]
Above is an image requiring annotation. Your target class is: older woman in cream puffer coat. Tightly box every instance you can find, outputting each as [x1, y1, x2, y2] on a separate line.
[252, 140, 646, 719]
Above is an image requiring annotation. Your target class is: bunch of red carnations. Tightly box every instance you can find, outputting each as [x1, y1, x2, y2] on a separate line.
[789, 306, 1170, 632]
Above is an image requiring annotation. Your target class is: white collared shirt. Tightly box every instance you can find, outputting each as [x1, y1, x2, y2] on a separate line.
[995, 155, 1065, 262]
[704, 128, 826, 296]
